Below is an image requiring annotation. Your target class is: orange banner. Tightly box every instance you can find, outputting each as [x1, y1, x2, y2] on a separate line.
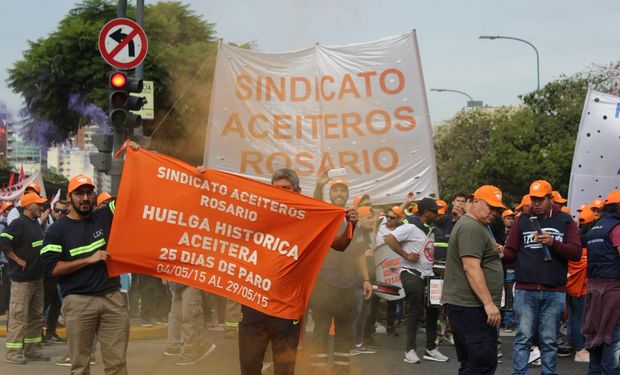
[106, 148, 345, 319]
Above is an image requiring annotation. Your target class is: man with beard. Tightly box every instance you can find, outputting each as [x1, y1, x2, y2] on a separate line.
[40, 175, 129, 375]
[1, 192, 49, 364]
[502, 180, 581, 375]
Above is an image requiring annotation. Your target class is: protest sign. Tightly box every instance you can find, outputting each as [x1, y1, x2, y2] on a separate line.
[568, 89, 620, 213]
[106, 148, 345, 319]
[204, 32, 438, 205]
[0, 173, 46, 201]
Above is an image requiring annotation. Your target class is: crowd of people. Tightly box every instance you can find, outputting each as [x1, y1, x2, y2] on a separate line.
[0, 161, 619, 375]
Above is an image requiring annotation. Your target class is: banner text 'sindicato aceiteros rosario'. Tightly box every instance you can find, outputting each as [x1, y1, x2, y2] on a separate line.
[204, 32, 438, 205]
[106, 148, 345, 320]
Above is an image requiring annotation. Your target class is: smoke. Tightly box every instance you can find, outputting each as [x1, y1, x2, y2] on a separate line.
[19, 119, 66, 149]
[68, 93, 111, 134]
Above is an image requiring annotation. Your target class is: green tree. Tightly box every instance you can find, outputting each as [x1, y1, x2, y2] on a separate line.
[8, 0, 220, 163]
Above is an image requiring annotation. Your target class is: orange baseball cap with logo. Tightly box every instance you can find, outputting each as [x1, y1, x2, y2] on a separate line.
[578, 207, 596, 224]
[436, 199, 449, 215]
[20, 192, 47, 207]
[329, 178, 348, 188]
[577, 203, 590, 212]
[516, 194, 532, 211]
[68, 174, 95, 193]
[1, 201, 14, 213]
[473, 185, 506, 209]
[25, 182, 41, 194]
[529, 180, 553, 198]
[591, 198, 605, 209]
[552, 191, 567, 204]
[605, 190, 620, 205]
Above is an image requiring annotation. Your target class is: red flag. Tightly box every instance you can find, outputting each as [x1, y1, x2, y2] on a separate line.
[18, 164, 25, 182]
[8, 173, 14, 187]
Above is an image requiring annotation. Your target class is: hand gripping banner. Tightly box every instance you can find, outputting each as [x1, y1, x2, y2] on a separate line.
[106, 148, 345, 319]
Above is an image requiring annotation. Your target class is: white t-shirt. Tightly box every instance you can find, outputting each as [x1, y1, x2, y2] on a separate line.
[391, 223, 435, 277]
[375, 222, 393, 247]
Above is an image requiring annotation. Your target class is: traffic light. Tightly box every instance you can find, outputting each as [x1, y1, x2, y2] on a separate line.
[89, 133, 114, 173]
[108, 71, 146, 128]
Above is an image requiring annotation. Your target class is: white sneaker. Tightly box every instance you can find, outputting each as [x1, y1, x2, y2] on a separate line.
[528, 346, 541, 364]
[423, 348, 449, 362]
[404, 349, 420, 364]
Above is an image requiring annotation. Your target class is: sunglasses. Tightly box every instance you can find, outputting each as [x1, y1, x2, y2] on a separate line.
[54, 208, 69, 214]
[386, 215, 399, 220]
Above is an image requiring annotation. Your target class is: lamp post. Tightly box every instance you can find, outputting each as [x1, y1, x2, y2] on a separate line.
[479, 35, 540, 90]
[430, 88, 483, 107]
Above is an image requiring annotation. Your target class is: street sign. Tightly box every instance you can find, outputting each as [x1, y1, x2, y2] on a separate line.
[134, 80, 154, 120]
[98, 18, 148, 70]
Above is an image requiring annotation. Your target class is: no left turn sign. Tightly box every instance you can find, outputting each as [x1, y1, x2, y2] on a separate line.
[99, 18, 148, 70]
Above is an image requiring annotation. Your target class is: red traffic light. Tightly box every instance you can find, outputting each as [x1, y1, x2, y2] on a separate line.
[110, 72, 127, 88]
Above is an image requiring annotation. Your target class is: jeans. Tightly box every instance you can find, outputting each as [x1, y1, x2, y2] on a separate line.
[502, 271, 515, 328]
[588, 318, 620, 375]
[567, 295, 585, 350]
[512, 289, 565, 375]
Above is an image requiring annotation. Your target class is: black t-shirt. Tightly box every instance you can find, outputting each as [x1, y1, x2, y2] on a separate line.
[0, 215, 44, 281]
[41, 202, 120, 296]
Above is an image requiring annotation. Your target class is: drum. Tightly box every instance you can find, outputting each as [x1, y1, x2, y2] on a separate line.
[373, 243, 406, 301]
[425, 276, 443, 306]
[372, 281, 401, 296]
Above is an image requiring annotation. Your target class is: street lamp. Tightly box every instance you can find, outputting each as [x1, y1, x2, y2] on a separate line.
[479, 35, 540, 90]
[430, 88, 483, 107]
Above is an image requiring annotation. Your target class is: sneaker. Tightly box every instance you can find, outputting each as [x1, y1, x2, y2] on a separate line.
[164, 346, 182, 356]
[24, 353, 51, 361]
[497, 353, 503, 364]
[558, 345, 572, 357]
[44, 335, 67, 345]
[404, 349, 421, 364]
[423, 348, 449, 362]
[261, 361, 273, 373]
[386, 327, 399, 336]
[55, 355, 71, 367]
[528, 346, 541, 364]
[574, 349, 590, 363]
[350, 344, 377, 355]
[5, 355, 28, 364]
[532, 358, 541, 366]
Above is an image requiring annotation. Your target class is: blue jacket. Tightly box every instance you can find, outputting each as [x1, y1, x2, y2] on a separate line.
[586, 212, 620, 280]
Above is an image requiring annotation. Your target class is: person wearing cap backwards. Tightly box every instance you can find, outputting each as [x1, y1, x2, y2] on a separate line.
[441, 185, 506, 374]
[310, 172, 364, 375]
[40, 174, 129, 375]
[582, 189, 620, 374]
[0, 192, 49, 364]
[384, 197, 449, 364]
[502, 180, 581, 375]
[236, 168, 358, 375]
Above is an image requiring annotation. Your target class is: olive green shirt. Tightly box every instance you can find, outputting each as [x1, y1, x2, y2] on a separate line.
[441, 214, 504, 307]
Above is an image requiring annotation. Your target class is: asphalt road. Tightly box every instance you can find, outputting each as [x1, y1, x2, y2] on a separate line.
[0, 325, 589, 375]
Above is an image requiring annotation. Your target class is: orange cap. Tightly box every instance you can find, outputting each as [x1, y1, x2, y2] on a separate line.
[529, 180, 553, 198]
[605, 190, 620, 205]
[502, 209, 515, 219]
[329, 178, 348, 187]
[577, 203, 590, 212]
[436, 199, 448, 215]
[1, 201, 14, 213]
[390, 206, 404, 218]
[403, 202, 418, 216]
[25, 182, 41, 194]
[552, 191, 567, 204]
[20, 192, 47, 207]
[97, 192, 113, 207]
[591, 198, 605, 209]
[578, 207, 596, 224]
[516, 194, 532, 210]
[473, 185, 506, 209]
[561, 206, 571, 214]
[357, 206, 373, 218]
[353, 194, 370, 208]
[68, 174, 95, 193]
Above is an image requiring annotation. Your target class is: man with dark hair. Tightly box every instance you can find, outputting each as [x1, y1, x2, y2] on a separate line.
[1, 192, 49, 365]
[502, 180, 581, 375]
[385, 198, 449, 364]
[41, 174, 129, 375]
[442, 185, 506, 375]
[239, 168, 358, 375]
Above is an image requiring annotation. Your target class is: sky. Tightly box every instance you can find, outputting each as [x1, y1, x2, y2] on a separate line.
[1, 0, 619, 124]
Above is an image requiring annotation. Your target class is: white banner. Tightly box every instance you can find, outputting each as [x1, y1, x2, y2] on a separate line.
[568, 89, 620, 213]
[204, 32, 438, 204]
[0, 173, 46, 201]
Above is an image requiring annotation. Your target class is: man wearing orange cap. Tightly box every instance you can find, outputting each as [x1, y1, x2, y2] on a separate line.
[590, 198, 605, 220]
[515, 194, 531, 213]
[6, 182, 45, 225]
[40, 174, 129, 375]
[96, 192, 113, 209]
[441, 185, 506, 374]
[385, 198, 449, 364]
[502, 180, 581, 375]
[582, 189, 620, 374]
[0, 192, 49, 364]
